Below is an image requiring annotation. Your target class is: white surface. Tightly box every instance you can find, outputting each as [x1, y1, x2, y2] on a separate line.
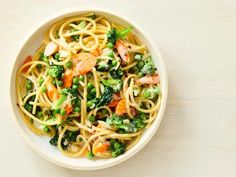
[0, 0, 236, 176]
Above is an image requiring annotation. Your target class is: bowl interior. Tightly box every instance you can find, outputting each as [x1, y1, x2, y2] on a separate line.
[10, 9, 168, 170]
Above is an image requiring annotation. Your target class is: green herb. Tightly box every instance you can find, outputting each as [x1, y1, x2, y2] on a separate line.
[95, 87, 113, 107]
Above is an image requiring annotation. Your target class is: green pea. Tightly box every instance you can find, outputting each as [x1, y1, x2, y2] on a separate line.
[107, 42, 114, 49]
[36, 64, 42, 69]
[39, 78, 44, 86]
[26, 80, 31, 84]
[54, 108, 60, 114]
[57, 80, 63, 87]
[108, 51, 114, 58]
[72, 84, 78, 90]
[43, 126, 50, 133]
[74, 107, 80, 113]
[102, 109, 108, 115]
[66, 61, 73, 68]
[87, 83, 94, 90]
[26, 83, 32, 90]
[60, 108, 66, 116]
[73, 77, 79, 84]
[137, 61, 144, 69]
[87, 151, 94, 159]
[87, 101, 93, 108]
[41, 87, 47, 93]
[54, 53, 60, 61]
[79, 75, 84, 81]
[90, 88, 96, 95]
[112, 60, 117, 66]
[134, 53, 142, 60]
[138, 72, 144, 78]
[89, 115, 95, 122]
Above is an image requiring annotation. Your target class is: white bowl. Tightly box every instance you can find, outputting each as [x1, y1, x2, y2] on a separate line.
[10, 8, 168, 170]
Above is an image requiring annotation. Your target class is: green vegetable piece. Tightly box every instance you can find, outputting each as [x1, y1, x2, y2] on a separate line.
[97, 62, 109, 71]
[46, 65, 64, 79]
[54, 53, 60, 61]
[60, 108, 66, 116]
[36, 64, 42, 69]
[73, 77, 79, 84]
[73, 107, 80, 113]
[134, 53, 142, 60]
[49, 134, 58, 146]
[117, 26, 133, 39]
[107, 27, 132, 45]
[57, 80, 63, 87]
[79, 75, 84, 81]
[39, 78, 44, 86]
[66, 61, 73, 68]
[87, 151, 94, 159]
[87, 100, 93, 108]
[106, 113, 147, 133]
[138, 72, 144, 78]
[26, 82, 32, 90]
[37, 111, 43, 118]
[90, 88, 96, 95]
[87, 83, 94, 90]
[107, 51, 114, 58]
[102, 79, 122, 92]
[54, 94, 67, 110]
[54, 108, 60, 114]
[137, 61, 144, 69]
[24, 103, 33, 112]
[107, 42, 114, 49]
[89, 115, 96, 122]
[61, 88, 79, 106]
[109, 139, 126, 157]
[43, 125, 50, 133]
[41, 87, 47, 93]
[88, 14, 96, 20]
[141, 63, 155, 75]
[40, 52, 49, 63]
[72, 84, 78, 90]
[112, 60, 117, 66]
[95, 87, 113, 107]
[109, 68, 124, 79]
[78, 20, 86, 29]
[143, 86, 160, 99]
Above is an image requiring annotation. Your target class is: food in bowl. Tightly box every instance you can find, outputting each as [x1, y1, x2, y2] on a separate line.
[16, 12, 161, 159]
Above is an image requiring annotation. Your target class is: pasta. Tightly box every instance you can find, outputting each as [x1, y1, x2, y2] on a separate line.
[16, 12, 161, 159]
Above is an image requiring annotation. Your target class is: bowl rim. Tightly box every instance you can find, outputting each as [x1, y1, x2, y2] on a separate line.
[9, 7, 168, 170]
